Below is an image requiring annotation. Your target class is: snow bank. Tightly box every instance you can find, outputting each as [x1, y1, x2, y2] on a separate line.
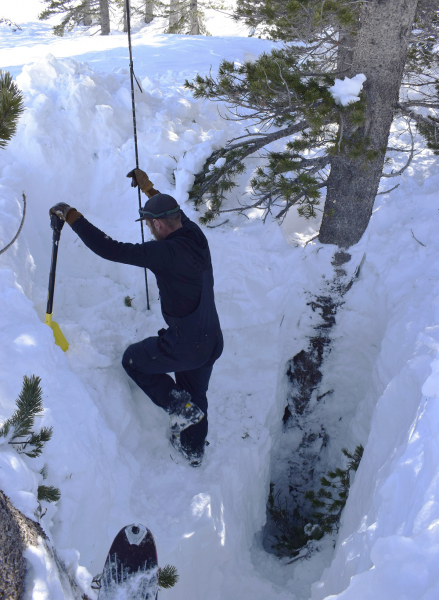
[2, 18, 439, 600]
[0, 44, 295, 600]
[310, 177, 439, 599]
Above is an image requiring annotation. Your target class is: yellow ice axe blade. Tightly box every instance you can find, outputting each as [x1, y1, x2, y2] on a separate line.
[45, 313, 69, 352]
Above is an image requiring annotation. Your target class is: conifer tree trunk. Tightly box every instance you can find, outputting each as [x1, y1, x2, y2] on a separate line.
[123, 3, 128, 32]
[169, 0, 180, 29]
[99, 0, 110, 35]
[189, 0, 200, 34]
[82, 0, 92, 25]
[319, 0, 419, 248]
[144, 1, 154, 23]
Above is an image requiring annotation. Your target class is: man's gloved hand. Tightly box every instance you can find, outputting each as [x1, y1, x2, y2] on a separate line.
[49, 202, 73, 221]
[126, 168, 154, 195]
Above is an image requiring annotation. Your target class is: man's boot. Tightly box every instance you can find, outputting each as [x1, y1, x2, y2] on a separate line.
[170, 433, 205, 468]
[168, 389, 204, 436]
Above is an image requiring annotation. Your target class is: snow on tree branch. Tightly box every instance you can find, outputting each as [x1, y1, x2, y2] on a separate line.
[329, 74, 367, 107]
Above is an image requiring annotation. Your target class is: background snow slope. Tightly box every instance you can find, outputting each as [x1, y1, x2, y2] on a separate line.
[1, 5, 439, 600]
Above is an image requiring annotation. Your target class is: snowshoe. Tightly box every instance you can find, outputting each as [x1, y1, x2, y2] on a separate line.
[168, 389, 205, 435]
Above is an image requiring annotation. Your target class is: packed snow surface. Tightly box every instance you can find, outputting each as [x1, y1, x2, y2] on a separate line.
[1, 4, 439, 600]
[329, 74, 367, 106]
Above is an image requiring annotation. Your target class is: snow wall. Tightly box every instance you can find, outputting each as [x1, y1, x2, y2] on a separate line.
[0, 52, 439, 599]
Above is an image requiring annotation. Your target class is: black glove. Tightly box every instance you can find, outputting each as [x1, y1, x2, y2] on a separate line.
[49, 202, 73, 221]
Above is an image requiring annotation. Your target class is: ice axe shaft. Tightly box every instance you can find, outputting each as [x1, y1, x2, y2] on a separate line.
[125, 0, 150, 310]
[45, 214, 68, 352]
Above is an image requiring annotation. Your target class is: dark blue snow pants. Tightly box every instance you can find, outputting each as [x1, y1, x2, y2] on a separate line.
[122, 269, 223, 454]
[122, 332, 223, 453]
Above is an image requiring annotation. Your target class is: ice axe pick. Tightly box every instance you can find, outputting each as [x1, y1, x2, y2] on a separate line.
[45, 214, 69, 351]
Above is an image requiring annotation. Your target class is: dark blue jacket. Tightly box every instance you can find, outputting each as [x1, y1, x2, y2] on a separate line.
[71, 212, 223, 358]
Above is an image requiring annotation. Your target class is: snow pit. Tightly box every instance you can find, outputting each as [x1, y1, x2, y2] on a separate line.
[1, 16, 439, 600]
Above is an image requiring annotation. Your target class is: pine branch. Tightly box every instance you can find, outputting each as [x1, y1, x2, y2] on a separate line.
[0, 375, 43, 439]
[39, 0, 100, 35]
[189, 120, 310, 216]
[158, 565, 179, 589]
[0, 18, 22, 31]
[38, 485, 61, 503]
[0, 70, 25, 149]
[0, 375, 54, 458]
[21, 427, 53, 458]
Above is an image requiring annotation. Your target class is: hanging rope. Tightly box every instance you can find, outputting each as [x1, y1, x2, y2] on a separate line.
[125, 0, 150, 310]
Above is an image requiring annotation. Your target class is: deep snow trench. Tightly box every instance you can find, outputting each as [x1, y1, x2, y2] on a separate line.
[1, 15, 439, 600]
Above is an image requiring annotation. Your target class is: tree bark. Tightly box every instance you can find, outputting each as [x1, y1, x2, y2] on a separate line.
[190, 0, 200, 34]
[0, 490, 92, 599]
[82, 0, 92, 26]
[144, 1, 154, 23]
[319, 0, 419, 248]
[99, 0, 110, 35]
[123, 3, 128, 33]
[169, 0, 180, 30]
[0, 490, 46, 599]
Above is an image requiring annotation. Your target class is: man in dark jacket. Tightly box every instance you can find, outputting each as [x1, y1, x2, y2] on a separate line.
[49, 169, 223, 466]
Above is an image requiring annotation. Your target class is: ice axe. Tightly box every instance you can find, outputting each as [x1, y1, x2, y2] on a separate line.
[45, 214, 69, 351]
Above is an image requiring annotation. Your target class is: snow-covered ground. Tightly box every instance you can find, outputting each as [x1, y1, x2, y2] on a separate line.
[1, 2, 439, 599]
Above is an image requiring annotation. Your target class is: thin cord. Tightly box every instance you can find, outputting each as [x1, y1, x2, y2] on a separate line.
[126, 0, 150, 310]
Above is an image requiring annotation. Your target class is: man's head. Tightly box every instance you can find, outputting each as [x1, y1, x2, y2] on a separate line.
[136, 194, 182, 240]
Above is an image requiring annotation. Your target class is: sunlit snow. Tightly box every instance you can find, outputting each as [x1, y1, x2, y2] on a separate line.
[1, 3, 439, 600]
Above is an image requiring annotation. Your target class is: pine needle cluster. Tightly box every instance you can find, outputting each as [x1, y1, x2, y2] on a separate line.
[158, 564, 179, 589]
[267, 483, 310, 558]
[0, 375, 61, 504]
[124, 295, 134, 307]
[0, 375, 52, 458]
[267, 444, 363, 558]
[0, 70, 25, 150]
[234, 0, 359, 41]
[38, 484, 62, 503]
[305, 445, 364, 534]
